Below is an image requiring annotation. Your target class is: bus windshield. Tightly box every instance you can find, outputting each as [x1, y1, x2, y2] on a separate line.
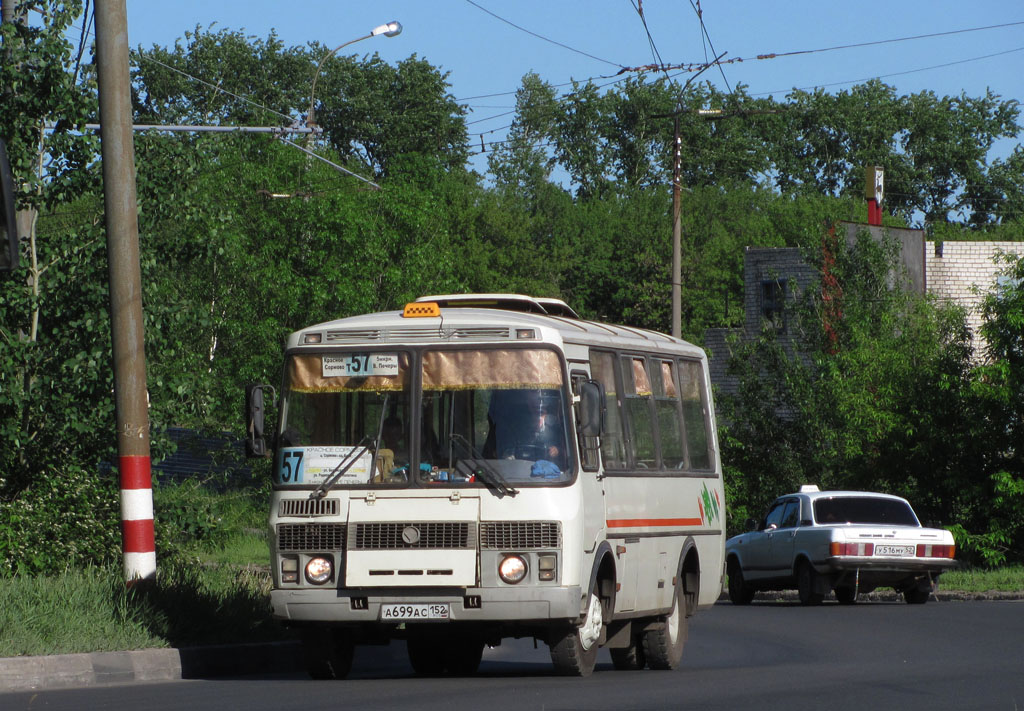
[277, 347, 572, 488]
[420, 348, 572, 487]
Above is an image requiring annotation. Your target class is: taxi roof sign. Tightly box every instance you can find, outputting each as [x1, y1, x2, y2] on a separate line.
[403, 301, 440, 318]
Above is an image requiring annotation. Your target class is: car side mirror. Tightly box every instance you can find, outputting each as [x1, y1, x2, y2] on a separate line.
[245, 384, 274, 458]
[578, 379, 605, 438]
[745, 518, 758, 531]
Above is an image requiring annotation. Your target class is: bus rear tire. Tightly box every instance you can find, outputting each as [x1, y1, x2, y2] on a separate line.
[549, 589, 603, 676]
[642, 582, 688, 670]
[302, 627, 354, 680]
[609, 635, 647, 670]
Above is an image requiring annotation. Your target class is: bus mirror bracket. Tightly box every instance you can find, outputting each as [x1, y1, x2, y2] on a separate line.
[245, 384, 275, 458]
[579, 379, 605, 438]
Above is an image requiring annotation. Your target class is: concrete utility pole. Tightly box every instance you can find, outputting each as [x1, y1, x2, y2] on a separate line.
[94, 0, 156, 583]
[671, 116, 682, 339]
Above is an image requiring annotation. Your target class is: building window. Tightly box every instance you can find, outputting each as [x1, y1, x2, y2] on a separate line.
[761, 279, 787, 329]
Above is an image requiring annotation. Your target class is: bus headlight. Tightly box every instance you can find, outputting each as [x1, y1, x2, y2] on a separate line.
[305, 556, 333, 585]
[498, 555, 527, 584]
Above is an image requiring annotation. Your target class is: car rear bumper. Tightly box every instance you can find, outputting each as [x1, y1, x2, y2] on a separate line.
[822, 556, 957, 574]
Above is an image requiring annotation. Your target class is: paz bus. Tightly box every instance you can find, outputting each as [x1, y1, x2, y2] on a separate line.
[244, 294, 725, 678]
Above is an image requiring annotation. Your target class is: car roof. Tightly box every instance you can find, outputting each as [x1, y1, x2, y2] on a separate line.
[781, 489, 911, 504]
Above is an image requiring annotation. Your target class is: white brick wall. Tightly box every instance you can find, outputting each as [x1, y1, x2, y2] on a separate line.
[926, 241, 1024, 360]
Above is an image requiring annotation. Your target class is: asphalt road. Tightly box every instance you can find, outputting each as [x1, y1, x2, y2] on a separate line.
[4, 599, 1022, 711]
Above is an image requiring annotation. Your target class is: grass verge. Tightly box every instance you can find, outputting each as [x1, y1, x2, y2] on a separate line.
[942, 565, 1024, 593]
[0, 557, 288, 658]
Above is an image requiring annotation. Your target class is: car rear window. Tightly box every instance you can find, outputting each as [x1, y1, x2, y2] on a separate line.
[813, 497, 919, 526]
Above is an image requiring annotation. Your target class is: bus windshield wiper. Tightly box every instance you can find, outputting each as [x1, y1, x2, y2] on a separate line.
[312, 396, 390, 499]
[450, 433, 518, 498]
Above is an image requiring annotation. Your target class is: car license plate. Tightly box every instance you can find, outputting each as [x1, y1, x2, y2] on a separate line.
[875, 545, 916, 557]
[380, 603, 450, 621]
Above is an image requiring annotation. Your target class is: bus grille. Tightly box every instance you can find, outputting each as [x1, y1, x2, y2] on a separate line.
[481, 521, 561, 550]
[353, 522, 473, 550]
[278, 498, 339, 517]
[277, 523, 346, 552]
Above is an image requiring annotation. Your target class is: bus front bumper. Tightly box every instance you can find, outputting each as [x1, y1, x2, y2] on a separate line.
[272, 585, 583, 624]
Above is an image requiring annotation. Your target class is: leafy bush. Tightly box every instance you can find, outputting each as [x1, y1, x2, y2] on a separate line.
[0, 463, 121, 576]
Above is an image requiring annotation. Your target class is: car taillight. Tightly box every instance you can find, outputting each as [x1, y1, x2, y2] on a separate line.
[830, 542, 874, 556]
[916, 544, 955, 558]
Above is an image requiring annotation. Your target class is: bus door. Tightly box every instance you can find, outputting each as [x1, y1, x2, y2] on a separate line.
[571, 368, 606, 552]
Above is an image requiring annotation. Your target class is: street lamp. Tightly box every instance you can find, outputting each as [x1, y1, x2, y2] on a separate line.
[306, 21, 402, 129]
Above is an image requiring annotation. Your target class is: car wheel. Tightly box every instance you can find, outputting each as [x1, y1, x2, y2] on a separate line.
[302, 627, 354, 680]
[609, 634, 647, 670]
[797, 561, 824, 606]
[904, 586, 930, 605]
[642, 581, 688, 670]
[727, 558, 755, 605]
[550, 589, 603, 676]
[835, 586, 857, 605]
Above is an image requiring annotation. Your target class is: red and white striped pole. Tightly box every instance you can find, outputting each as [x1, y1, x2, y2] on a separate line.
[119, 455, 156, 580]
[96, 0, 156, 582]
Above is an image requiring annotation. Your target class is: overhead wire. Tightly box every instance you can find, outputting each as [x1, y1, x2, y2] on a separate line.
[462, 0, 626, 70]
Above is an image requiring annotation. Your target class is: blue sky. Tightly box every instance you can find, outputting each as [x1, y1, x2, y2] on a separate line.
[124, 0, 1024, 165]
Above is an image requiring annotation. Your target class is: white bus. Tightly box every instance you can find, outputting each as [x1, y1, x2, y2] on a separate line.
[245, 294, 725, 678]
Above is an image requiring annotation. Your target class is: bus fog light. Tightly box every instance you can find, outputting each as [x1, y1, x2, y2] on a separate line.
[498, 555, 527, 584]
[538, 554, 556, 581]
[305, 556, 333, 585]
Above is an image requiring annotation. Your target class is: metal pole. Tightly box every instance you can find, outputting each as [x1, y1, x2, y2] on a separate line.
[94, 0, 155, 583]
[671, 116, 682, 340]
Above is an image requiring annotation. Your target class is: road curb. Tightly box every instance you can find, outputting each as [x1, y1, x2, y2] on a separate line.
[0, 641, 302, 693]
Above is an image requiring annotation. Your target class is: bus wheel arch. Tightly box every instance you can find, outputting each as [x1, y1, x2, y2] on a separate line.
[678, 541, 700, 618]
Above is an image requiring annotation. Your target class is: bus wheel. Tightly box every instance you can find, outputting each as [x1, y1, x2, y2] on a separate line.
[407, 635, 446, 676]
[445, 635, 485, 675]
[643, 582, 688, 670]
[301, 627, 354, 680]
[609, 634, 646, 670]
[550, 589, 603, 676]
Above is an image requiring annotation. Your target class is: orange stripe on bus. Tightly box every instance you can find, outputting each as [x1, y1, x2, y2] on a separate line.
[606, 517, 703, 528]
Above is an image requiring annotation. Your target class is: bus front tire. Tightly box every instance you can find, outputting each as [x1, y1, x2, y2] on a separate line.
[549, 589, 603, 676]
[302, 627, 354, 680]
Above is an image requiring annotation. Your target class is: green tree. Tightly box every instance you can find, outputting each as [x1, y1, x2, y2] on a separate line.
[719, 227, 979, 535]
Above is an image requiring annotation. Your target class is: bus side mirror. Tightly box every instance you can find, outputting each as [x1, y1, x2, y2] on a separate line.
[245, 384, 273, 458]
[0, 139, 19, 273]
[578, 379, 605, 438]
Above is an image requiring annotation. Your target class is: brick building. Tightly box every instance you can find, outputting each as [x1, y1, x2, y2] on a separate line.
[704, 227, 1023, 397]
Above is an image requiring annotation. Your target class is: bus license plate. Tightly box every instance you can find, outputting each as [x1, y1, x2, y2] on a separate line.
[875, 545, 916, 557]
[380, 603, 450, 621]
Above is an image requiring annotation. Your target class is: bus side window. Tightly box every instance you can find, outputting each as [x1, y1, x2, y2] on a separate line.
[622, 355, 658, 470]
[652, 359, 685, 470]
[589, 350, 626, 470]
[678, 359, 713, 470]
